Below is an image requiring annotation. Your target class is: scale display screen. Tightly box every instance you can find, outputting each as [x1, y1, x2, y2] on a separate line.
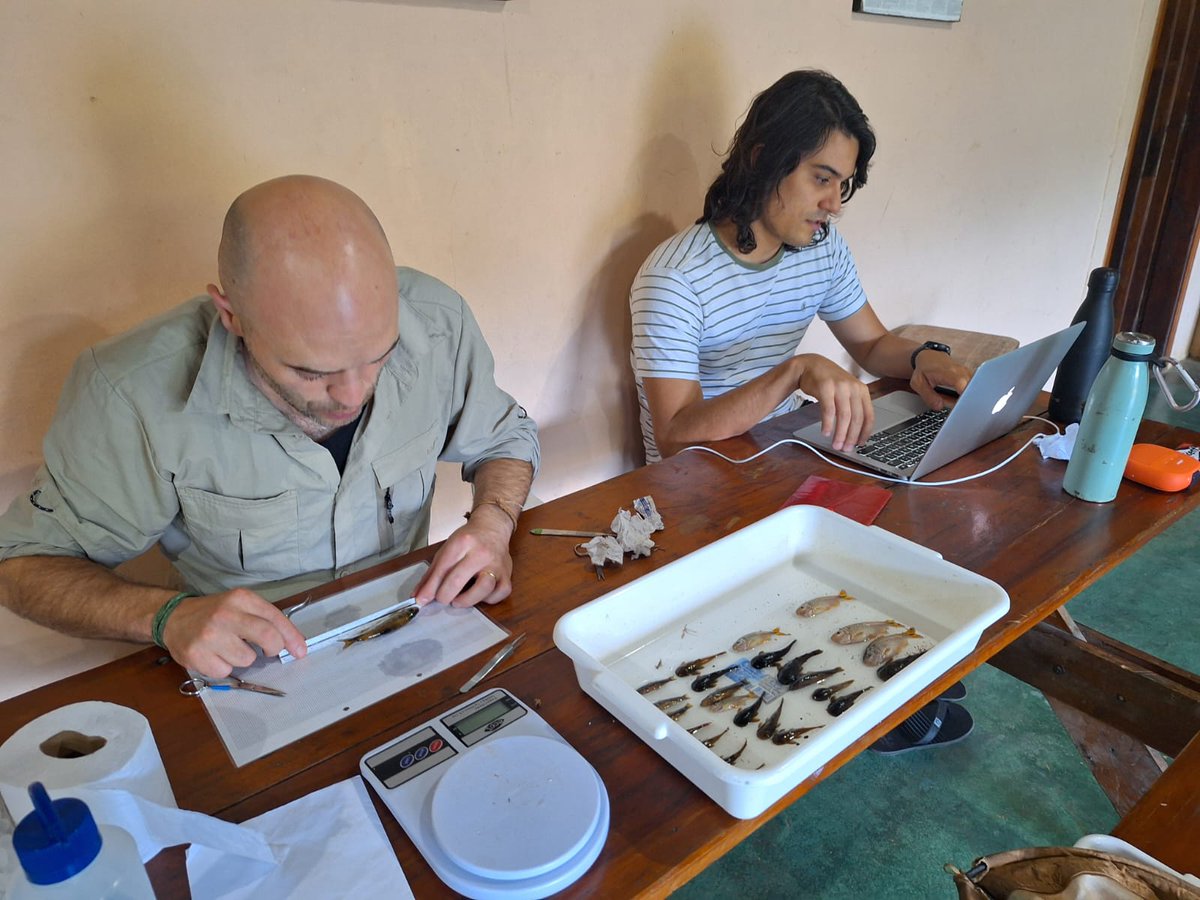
[365, 726, 457, 788]
[444, 692, 526, 746]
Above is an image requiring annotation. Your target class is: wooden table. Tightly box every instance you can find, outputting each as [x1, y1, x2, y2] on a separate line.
[3, 398, 1198, 896]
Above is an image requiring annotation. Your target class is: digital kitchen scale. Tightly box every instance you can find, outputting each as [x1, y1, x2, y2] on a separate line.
[359, 688, 609, 899]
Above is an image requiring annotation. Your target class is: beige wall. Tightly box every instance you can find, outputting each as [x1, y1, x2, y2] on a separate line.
[0, 0, 1160, 546]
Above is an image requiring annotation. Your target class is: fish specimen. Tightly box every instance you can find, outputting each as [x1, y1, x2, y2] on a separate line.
[830, 619, 905, 645]
[812, 680, 854, 702]
[701, 727, 729, 749]
[795, 589, 854, 618]
[705, 691, 759, 713]
[686, 721, 712, 735]
[750, 639, 797, 669]
[776, 649, 824, 684]
[700, 680, 749, 708]
[732, 627, 790, 652]
[653, 694, 689, 710]
[667, 703, 692, 721]
[636, 675, 676, 694]
[733, 692, 766, 727]
[675, 652, 727, 677]
[863, 627, 923, 667]
[771, 725, 823, 745]
[691, 664, 739, 692]
[877, 649, 928, 681]
[721, 739, 749, 765]
[756, 699, 785, 741]
[340, 606, 419, 648]
[786, 666, 843, 691]
[828, 687, 872, 717]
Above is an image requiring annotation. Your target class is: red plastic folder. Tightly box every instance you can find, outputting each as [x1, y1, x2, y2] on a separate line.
[780, 474, 892, 526]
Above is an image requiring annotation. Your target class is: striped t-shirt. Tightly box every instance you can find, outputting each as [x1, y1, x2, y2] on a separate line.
[630, 222, 867, 462]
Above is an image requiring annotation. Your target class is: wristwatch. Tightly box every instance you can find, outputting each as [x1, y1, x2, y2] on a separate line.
[910, 340, 951, 372]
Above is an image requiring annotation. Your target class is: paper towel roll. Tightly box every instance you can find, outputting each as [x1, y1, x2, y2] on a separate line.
[0, 701, 176, 820]
[0, 701, 274, 868]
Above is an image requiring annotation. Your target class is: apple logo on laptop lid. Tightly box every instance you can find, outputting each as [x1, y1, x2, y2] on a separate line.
[992, 387, 1015, 416]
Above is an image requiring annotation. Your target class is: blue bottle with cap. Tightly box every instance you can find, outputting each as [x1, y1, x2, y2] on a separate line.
[10, 782, 154, 899]
[1062, 331, 1156, 503]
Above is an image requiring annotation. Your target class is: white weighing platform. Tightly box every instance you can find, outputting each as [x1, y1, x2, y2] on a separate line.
[360, 688, 609, 899]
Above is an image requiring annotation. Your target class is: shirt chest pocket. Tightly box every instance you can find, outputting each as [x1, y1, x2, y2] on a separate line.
[372, 424, 440, 548]
[176, 487, 300, 580]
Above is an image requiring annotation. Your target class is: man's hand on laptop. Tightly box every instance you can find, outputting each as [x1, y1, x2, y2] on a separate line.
[911, 354, 973, 412]
[795, 354, 875, 451]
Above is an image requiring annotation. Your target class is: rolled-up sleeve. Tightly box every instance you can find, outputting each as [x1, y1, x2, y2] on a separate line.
[0, 351, 178, 567]
[438, 297, 540, 483]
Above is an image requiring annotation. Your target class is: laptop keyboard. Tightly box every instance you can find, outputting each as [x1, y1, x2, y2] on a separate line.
[855, 408, 950, 470]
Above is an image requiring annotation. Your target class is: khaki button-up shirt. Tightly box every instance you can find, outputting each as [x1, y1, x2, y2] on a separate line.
[0, 268, 539, 600]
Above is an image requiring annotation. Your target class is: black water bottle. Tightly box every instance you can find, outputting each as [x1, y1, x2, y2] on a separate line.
[1048, 266, 1119, 424]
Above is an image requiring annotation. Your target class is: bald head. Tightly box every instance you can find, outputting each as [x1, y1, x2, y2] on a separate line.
[217, 175, 393, 313]
[208, 176, 401, 438]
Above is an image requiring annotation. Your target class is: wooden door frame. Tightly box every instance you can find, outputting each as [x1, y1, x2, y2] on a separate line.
[1107, 0, 1200, 352]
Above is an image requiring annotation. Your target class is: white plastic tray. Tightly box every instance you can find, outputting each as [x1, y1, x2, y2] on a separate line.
[553, 506, 1009, 819]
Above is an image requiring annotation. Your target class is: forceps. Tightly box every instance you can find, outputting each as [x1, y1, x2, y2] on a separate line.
[179, 676, 286, 697]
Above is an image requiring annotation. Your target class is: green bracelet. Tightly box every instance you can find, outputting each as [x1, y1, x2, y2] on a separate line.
[151, 592, 195, 649]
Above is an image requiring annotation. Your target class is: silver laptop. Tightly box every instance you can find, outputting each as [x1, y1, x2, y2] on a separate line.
[792, 322, 1085, 481]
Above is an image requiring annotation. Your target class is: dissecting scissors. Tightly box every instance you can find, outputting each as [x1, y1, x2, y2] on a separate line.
[179, 676, 286, 697]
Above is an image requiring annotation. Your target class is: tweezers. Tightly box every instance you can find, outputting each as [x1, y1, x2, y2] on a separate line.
[459, 633, 526, 693]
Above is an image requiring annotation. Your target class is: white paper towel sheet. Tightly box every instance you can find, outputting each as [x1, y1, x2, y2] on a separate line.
[197, 595, 508, 767]
[0, 701, 275, 868]
[186, 776, 414, 899]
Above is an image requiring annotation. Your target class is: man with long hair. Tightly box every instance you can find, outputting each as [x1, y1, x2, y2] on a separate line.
[629, 71, 975, 753]
[631, 70, 972, 464]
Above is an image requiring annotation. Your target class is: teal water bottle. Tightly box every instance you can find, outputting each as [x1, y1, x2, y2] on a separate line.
[1062, 332, 1155, 503]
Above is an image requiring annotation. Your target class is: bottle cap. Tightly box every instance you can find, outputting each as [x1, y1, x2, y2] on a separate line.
[12, 782, 103, 885]
[1112, 332, 1155, 356]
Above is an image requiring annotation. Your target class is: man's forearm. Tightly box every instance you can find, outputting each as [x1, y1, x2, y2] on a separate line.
[0, 555, 173, 644]
[654, 358, 804, 457]
[469, 458, 534, 531]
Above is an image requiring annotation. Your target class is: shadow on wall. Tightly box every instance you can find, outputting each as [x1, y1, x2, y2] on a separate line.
[535, 22, 732, 482]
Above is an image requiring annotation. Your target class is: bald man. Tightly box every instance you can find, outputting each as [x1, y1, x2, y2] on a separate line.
[0, 176, 539, 678]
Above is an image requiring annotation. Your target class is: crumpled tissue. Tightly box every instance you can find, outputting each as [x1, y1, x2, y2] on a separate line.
[582, 535, 624, 567]
[1033, 423, 1078, 460]
[611, 509, 657, 559]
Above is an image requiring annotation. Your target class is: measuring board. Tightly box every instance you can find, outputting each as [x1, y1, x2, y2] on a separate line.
[359, 688, 609, 899]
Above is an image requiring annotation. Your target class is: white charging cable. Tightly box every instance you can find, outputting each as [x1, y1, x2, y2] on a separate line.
[681, 415, 1063, 487]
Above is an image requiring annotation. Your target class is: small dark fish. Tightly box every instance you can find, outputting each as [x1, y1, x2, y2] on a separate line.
[795, 589, 853, 618]
[653, 694, 689, 710]
[828, 687, 872, 716]
[757, 699, 785, 741]
[637, 675, 676, 694]
[772, 725, 823, 745]
[701, 727, 729, 749]
[812, 680, 854, 702]
[830, 619, 905, 645]
[750, 639, 797, 670]
[877, 649, 928, 681]
[776, 649, 824, 685]
[787, 666, 843, 691]
[700, 679, 749, 708]
[691, 664, 739, 692]
[667, 703, 692, 721]
[686, 721, 712, 735]
[732, 627, 789, 651]
[340, 606, 419, 648]
[733, 692, 765, 727]
[675, 652, 727, 677]
[721, 739, 749, 765]
[863, 627, 923, 667]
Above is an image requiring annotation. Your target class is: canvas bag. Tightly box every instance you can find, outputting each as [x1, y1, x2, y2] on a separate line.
[948, 846, 1199, 899]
